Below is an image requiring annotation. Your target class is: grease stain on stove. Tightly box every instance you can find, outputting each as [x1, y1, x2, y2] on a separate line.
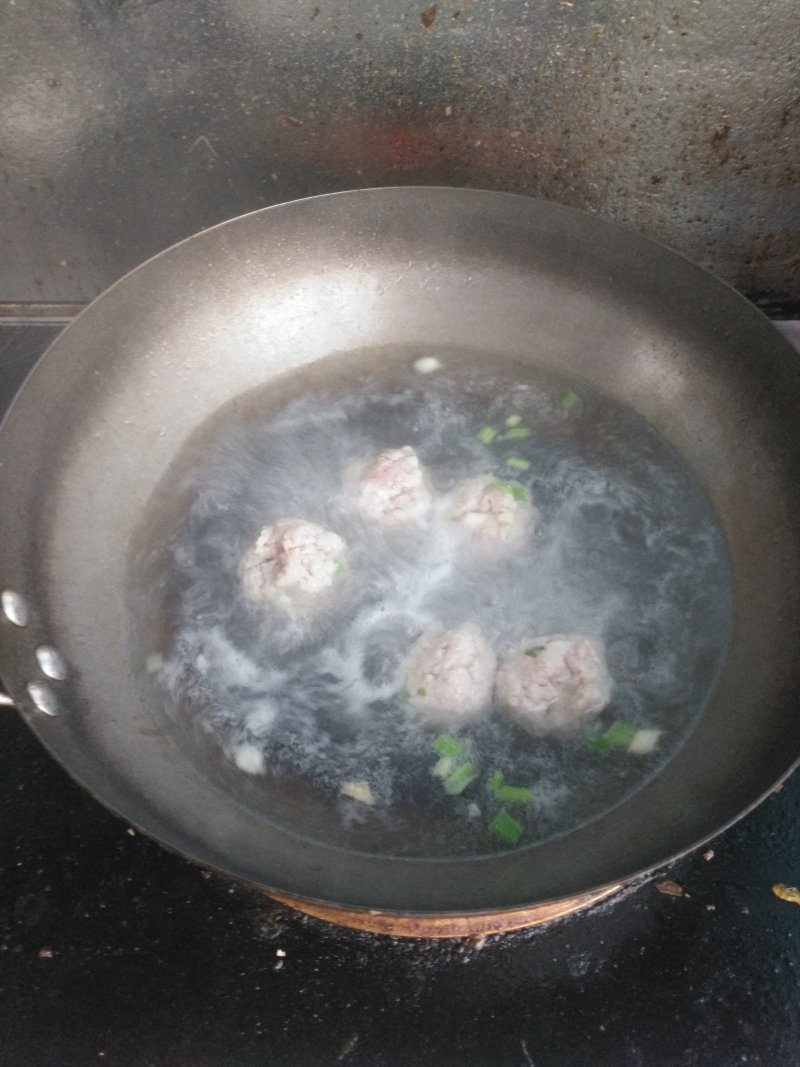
[420, 4, 437, 30]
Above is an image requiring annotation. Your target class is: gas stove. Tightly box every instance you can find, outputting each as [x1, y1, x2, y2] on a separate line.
[1, 319, 799, 1066]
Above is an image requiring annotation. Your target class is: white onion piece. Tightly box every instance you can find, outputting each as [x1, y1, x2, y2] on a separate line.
[233, 743, 266, 774]
[340, 780, 375, 805]
[413, 356, 442, 374]
[627, 729, 663, 755]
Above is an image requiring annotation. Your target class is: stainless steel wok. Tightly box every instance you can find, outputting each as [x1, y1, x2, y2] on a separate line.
[2, 188, 799, 915]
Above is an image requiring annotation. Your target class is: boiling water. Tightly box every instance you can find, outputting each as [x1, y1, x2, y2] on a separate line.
[128, 345, 733, 857]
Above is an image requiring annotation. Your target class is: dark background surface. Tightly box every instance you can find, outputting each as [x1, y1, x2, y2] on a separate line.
[0, 0, 799, 310]
[1, 321, 800, 1067]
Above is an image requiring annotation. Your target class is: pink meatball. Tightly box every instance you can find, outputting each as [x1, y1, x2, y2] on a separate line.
[495, 635, 612, 735]
[240, 519, 346, 610]
[448, 476, 536, 548]
[404, 623, 497, 727]
[353, 446, 431, 526]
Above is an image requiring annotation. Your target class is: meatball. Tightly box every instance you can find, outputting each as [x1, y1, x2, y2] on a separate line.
[448, 476, 536, 548]
[240, 519, 346, 610]
[495, 635, 612, 735]
[404, 623, 497, 727]
[353, 446, 431, 526]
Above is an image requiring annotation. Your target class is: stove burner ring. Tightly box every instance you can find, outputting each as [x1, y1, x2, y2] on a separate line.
[267, 886, 622, 938]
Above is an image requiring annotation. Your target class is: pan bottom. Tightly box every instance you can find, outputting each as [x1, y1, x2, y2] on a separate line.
[266, 886, 622, 938]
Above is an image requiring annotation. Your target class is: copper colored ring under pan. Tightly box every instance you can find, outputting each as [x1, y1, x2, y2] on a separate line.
[268, 885, 622, 938]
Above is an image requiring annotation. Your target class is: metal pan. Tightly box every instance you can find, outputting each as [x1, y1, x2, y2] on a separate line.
[1, 188, 799, 915]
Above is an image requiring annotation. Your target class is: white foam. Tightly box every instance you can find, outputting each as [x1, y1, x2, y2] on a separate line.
[138, 350, 731, 855]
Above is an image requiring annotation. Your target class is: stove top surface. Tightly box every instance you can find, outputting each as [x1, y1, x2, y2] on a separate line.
[1, 321, 799, 1067]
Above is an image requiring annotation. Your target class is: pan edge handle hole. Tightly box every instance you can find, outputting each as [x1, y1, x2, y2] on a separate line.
[2, 590, 29, 627]
[26, 681, 60, 717]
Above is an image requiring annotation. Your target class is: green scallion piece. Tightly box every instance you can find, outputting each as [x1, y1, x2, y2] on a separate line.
[505, 414, 523, 427]
[477, 426, 498, 444]
[334, 561, 347, 577]
[488, 770, 505, 793]
[604, 720, 636, 747]
[506, 456, 530, 471]
[490, 808, 522, 845]
[525, 645, 546, 657]
[561, 389, 578, 409]
[398, 683, 411, 701]
[432, 733, 465, 758]
[584, 719, 636, 753]
[431, 756, 456, 779]
[585, 735, 613, 753]
[417, 687, 427, 697]
[444, 762, 478, 795]
[504, 427, 531, 440]
[489, 770, 534, 803]
[494, 483, 528, 504]
[494, 785, 535, 804]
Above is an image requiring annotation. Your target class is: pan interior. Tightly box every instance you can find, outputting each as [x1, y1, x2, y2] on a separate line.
[127, 342, 732, 860]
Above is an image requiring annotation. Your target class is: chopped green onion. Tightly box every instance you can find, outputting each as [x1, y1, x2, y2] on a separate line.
[488, 770, 505, 793]
[444, 762, 478, 795]
[334, 561, 347, 577]
[525, 645, 546, 657]
[506, 456, 530, 471]
[604, 720, 636, 746]
[561, 389, 578, 409]
[504, 427, 531, 440]
[582, 720, 611, 752]
[490, 808, 522, 845]
[493, 483, 528, 504]
[431, 755, 456, 779]
[432, 733, 465, 758]
[585, 719, 636, 753]
[398, 683, 411, 701]
[495, 785, 535, 804]
[584, 734, 613, 753]
[477, 426, 498, 444]
[505, 414, 523, 427]
[416, 687, 427, 697]
[489, 770, 534, 803]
